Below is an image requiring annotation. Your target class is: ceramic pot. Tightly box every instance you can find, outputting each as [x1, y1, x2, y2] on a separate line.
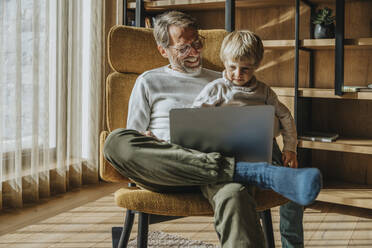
[314, 23, 335, 39]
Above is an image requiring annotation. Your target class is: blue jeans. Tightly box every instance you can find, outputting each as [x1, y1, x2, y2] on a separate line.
[272, 140, 304, 248]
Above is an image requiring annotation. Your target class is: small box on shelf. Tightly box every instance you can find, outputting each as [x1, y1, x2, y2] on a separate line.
[299, 131, 339, 143]
[359, 88, 372, 92]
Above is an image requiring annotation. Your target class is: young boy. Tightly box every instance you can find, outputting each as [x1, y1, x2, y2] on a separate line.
[193, 30, 297, 168]
[193, 30, 311, 247]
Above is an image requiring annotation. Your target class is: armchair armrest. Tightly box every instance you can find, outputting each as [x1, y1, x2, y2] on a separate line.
[100, 130, 131, 183]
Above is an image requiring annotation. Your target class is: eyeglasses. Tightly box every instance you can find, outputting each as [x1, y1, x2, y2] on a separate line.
[168, 36, 205, 57]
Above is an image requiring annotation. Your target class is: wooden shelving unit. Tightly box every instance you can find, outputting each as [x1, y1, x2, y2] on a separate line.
[270, 87, 372, 209]
[293, 0, 372, 210]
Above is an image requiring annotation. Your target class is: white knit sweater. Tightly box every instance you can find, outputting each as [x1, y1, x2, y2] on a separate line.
[127, 65, 221, 141]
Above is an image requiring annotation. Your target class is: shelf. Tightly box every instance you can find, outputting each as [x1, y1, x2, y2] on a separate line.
[128, 0, 357, 11]
[298, 88, 372, 100]
[128, 0, 225, 10]
[316, 181, 372, 209]
[305, 0, 354, 3]
[263, 40, 295, 49]
[298, 137, 372, 155]
[128, 0, 295, 11]
[271, 87, 295, 97]
[302, 38, 372, 50]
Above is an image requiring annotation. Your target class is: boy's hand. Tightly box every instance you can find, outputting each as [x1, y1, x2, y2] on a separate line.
[282, 151, 298, 168]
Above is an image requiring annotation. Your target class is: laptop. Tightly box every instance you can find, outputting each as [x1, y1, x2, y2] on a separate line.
[170, 105, 275, 163]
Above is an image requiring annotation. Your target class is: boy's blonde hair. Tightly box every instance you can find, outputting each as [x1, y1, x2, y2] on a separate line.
[220, 30, 264, 67]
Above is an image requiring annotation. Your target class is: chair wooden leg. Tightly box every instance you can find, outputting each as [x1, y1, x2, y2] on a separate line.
[260, 209, 275, 248]
[117, 210, 135, 248]
[137, 212, 149, 248]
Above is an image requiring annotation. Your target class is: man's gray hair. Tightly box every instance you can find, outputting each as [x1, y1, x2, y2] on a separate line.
[154, 11, 199, 48]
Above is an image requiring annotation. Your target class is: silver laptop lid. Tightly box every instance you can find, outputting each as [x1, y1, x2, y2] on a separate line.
[170, 105, 275, 163]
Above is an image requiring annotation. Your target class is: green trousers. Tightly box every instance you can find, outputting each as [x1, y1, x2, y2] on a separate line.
[104, 128, 302, 247]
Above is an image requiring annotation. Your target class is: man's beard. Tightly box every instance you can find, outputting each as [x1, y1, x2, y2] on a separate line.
[169, 54, 202, 73]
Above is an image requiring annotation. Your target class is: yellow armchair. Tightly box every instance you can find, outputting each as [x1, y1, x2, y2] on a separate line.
[100, 25, 288, 248]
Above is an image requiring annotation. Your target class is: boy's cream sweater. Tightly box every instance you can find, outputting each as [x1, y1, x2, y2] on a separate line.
[193, 72, 297, 152]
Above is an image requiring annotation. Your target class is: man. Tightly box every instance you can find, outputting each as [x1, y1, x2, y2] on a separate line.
[104, 11, 320, 247]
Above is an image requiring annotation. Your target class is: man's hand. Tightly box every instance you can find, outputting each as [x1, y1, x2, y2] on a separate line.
[141, 131, 165, 142]
[282, 151, 298, 168]
[143, 130, 156, 138]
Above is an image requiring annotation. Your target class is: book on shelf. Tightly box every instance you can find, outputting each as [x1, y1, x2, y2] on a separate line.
[144, 16, 156, 28]
[342, 86, 372, 92]
[299, 131, 339, 143]
[145, 17, 152, 28]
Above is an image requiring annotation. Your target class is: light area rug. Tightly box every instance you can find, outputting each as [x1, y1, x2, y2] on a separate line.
[128, 231, 219, 248]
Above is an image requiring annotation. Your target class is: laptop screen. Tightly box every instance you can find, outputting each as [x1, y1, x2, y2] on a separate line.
[170, 105, 275, 163]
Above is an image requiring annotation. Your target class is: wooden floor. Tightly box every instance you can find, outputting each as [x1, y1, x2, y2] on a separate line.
[1, 182, 372, 247]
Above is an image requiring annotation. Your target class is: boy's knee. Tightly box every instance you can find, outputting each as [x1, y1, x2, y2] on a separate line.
[103, 128, 139, 164]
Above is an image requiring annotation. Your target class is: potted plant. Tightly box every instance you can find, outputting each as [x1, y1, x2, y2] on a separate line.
[312, 7, 335, 39]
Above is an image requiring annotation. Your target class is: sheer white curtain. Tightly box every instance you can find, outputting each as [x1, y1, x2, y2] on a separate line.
[0, 0, 103, 209]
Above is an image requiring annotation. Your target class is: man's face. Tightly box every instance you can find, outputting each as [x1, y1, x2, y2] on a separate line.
[223, 58, 257, 86]
[164, 25, 203, 73]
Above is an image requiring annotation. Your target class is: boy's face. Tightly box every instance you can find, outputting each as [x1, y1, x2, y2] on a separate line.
[224, 58, 257, 86]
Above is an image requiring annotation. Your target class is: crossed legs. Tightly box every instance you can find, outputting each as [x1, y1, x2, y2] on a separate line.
[104, 128, 308, 247]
